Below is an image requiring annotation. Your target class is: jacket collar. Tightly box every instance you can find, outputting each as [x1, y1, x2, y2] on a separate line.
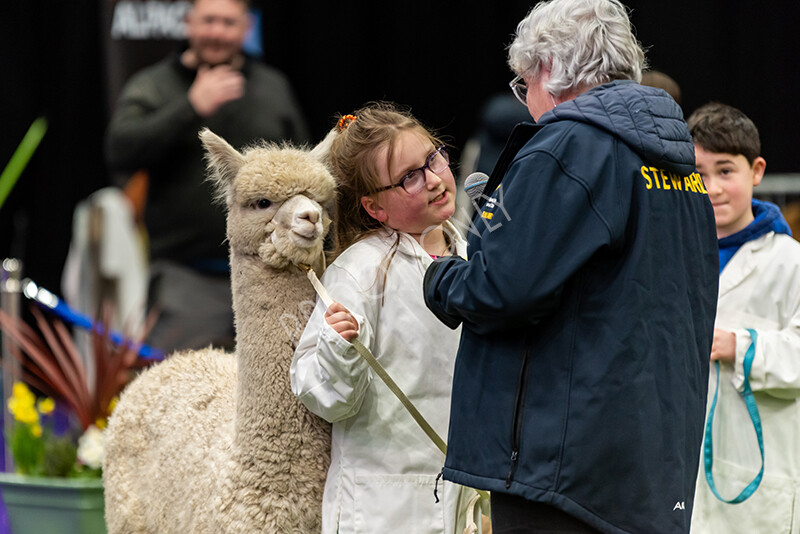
[476, 122, 542, 211]
[718, 232, 772, 297]
[377, 220, 468, 263]
[718, 200, 792, 295]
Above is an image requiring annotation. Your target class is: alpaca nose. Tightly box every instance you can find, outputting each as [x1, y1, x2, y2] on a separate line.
[291, 206, 321, 240]
[297, 209, 319, 225]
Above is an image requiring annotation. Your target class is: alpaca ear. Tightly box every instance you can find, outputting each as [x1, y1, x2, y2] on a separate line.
[310, 129, 337, 163]
[199, 128, 246, 191]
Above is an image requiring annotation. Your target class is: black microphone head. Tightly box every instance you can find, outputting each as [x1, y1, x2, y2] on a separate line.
[464, 172, 490, 200]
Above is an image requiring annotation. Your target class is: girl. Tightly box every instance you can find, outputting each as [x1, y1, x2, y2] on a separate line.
[290, 102, 472, 534]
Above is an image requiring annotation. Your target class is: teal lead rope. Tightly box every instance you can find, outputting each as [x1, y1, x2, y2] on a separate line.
[703, 329, 764, 503]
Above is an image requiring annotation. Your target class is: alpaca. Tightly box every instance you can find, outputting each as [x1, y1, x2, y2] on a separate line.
[103, 129, 334, 533]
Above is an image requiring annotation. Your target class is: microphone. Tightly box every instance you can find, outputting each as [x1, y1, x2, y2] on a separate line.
[464, 172, 489, 200]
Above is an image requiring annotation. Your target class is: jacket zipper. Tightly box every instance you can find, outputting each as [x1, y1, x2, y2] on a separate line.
[506, 342, 531, 488]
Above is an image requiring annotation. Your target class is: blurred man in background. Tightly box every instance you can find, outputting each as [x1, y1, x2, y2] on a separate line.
[105, 0, 309, 353]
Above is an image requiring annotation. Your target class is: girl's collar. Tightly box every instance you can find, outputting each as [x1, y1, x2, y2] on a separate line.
[381, 221, 466, 261]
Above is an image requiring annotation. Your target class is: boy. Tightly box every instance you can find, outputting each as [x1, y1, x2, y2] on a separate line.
[688, 102, 800, 533]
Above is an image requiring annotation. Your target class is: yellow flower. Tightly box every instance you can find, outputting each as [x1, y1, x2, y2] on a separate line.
[12, 382, 34, 403]
[37, 397, 55, 415]
[31, 423, 43, 438]
[15, 405, 39, 425]
[108, 396, 119, 415]
[8, 382, 36, 419]
[7, 383, 49, 425]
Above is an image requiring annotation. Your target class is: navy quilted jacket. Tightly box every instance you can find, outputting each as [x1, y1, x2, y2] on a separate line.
[424, 80, 718, 533]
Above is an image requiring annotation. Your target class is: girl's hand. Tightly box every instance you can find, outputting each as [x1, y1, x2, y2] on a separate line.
[710, 328, 736, 364]
[325, 302, 359, 342]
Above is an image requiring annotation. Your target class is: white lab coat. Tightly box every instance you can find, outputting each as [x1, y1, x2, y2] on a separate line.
[61, 187, 148, 389]
[691, 232, 800, 534]
[291, 223, 475, 534]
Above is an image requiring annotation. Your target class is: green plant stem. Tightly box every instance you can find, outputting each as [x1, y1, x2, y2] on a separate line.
[0, 117, 48, 212]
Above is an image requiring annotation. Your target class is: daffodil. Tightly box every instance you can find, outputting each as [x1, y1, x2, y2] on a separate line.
[37, 397, 55, 415]
[5, 381, 109, 477]
[108, 396, 119, 415]
[7, 382, 36, 420]
[7, 397, 18, 416]
[14, 405, 39, 425]
[12, 382, 35, 404]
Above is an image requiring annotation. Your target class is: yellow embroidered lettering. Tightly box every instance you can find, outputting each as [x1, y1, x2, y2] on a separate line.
[684, 175, 697, 193]
[641, 166, 653, 189]
[693, 173, 708, 194]
[670, 172, 683, 191]
[660, 170, 671, 190]
[649, 167, 661, 189]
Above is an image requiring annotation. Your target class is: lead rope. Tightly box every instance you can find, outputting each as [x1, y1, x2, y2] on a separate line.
[299, 264, 489, 533]
[703, 329, 764, 503]
[300, 264, 447, 454]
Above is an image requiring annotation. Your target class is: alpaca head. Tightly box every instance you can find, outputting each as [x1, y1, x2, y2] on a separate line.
[200, 129, 336, 269]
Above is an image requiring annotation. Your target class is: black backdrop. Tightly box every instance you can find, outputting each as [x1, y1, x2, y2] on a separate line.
[2, 0, 799, 294]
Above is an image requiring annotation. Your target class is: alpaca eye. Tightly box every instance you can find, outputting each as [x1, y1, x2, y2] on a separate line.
[256, 199, 272, 209]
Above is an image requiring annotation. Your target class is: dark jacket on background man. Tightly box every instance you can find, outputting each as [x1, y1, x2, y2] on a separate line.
[424, 80, 718, 534]
[106, 52, 309, 268]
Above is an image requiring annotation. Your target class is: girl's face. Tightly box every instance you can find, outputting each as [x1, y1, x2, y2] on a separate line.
[361, 130, 456, 240]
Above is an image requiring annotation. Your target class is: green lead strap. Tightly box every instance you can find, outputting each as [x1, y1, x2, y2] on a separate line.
[703, 328, 764, 503]
[350, 337, 448, 455]
[302, 265, 489, 503]
[0, 117, 48, 212]
[302, 264, 448, 454]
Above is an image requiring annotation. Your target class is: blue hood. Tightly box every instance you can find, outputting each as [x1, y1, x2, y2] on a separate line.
[540, 80, 696, 176]
[718, 199, 793, 272]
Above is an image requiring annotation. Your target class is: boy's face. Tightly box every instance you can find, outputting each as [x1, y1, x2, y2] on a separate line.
[695, 145, 766, 238]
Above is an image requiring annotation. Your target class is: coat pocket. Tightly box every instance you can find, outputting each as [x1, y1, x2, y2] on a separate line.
[352, 473, 444, 534]
[692, 458, 796, 534]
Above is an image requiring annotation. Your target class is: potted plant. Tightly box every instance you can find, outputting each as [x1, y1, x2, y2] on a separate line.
[0, 303, 153, 534]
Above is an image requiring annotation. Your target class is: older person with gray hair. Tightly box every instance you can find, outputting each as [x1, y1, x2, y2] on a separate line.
[423, 0, 718, 532]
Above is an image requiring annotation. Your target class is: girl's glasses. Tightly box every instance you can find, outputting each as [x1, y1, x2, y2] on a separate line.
[510, 75, 528, 105]
[377, 146, 450, 196]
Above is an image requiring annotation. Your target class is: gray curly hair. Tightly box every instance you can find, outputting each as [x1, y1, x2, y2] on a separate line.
[508, 0, 646, 96]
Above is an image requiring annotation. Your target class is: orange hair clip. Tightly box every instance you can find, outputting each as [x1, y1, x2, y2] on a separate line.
[337, 114, 357, 131]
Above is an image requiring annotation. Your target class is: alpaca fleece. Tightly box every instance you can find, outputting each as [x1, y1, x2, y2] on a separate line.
[104, 130, 334, 533]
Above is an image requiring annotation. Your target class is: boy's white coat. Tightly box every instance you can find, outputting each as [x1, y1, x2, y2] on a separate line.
[692, 231, 800, 534]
